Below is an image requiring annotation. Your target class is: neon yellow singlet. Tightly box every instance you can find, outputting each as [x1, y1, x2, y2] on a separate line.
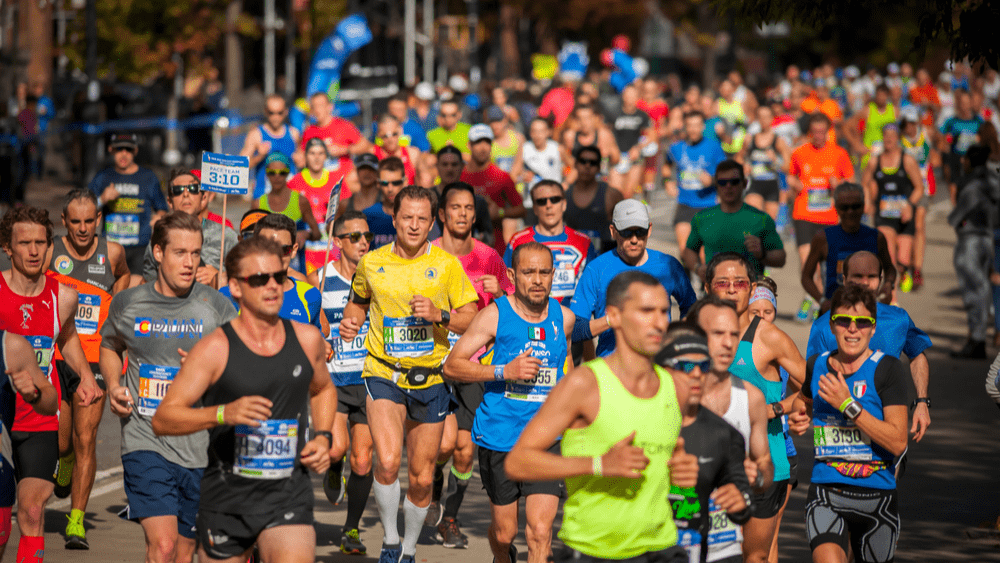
[559, 358, 682, 559]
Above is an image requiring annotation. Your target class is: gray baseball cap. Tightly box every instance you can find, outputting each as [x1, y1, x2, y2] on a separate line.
[612, 200, 651, 231]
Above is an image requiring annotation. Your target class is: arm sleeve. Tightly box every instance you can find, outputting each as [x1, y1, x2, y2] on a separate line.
[569, 263, 599, 321]
[986, 351, 1000, 406]
[873, 356, 909, 407]
[722, 427, 752, 525]
[789, 150, 802, 177]
[572, 315, 594, 342]
[448, 261, 480, 310]
[901, 315, 932, 358]
[99, 297, 125, 351]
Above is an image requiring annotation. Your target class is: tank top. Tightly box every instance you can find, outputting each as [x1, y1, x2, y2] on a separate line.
[200, 319, 314, 513]
[565, 181, 613, 254]
[491, 129, 520, 173]
[747, 134, 779, 181]
[373, 145, 417, 185]
[49, 236, 116, 364]
[0, 273, 61, 432]
[472, 297, 567, 452]
[521, 140, 564, 188]
[722, 377, 752, 451]
[260, 189, 304, 223]
[253, 124, 298, 199]
[0, 331, 15, 507]
[317, 264, 368, 387]
[874, 153, 914, 221]
[823, 224, 879, 299]
[862, 103, 897, 151]
[560, 358, 681, 559]
[728, 316, 789, 481]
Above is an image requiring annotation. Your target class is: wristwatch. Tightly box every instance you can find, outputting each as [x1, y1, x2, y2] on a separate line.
[437, 310, 451, 327]
[770, 402, 784, 418]
[911, 397, 931, 409]
[314, 430, 333, 447]
[843, 400, 864, 421]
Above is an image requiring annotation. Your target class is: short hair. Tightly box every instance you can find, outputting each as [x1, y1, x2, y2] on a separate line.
[393, 185, 437, 216]
[224, 236, 284, 278]
[606, 270, 663, 309]
[378, 156, 405, 174]
[875, 84, 891, 95]
[440, 182, 476, 207]
[332, 209, 368, 235]
[756, 276, 778, 295]
[439, 99, 460, 111]
[0, 206, 54, 249]
[574, 144, 601, 161]
[62, 188, 100, 216]
[684, 295, 738, 326]
[389, 92, 408, 104]
[842, 250, 882, 279]
[683, 111, 706, 122]
[574, 103, 595, 115]
[833, 182, 865, 203]
[705, 251, 756, 284]
[253, 212, 296, 242]
[829, 284, 878, 323]
[808, 113, 831, 128]
[151, 210, 202, 251]
[664, 321, 707, 340]
[377, 113, 400, 127]
[436, 145, 463, 160]
[530, 116, 552, 129]
[715, 159, 745, 181]
[529, 179, 565, 198]
[510, 241, 552, 270]
[310, 91, 331, 103]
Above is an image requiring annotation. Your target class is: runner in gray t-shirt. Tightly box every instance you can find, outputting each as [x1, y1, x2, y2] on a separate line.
[100, 211, 237, 563]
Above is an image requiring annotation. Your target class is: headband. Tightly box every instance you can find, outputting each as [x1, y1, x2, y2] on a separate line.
[654, 334, 710, 366]
[265, 152, 292, 168]
[749, 286, 777, 309]
[240, 210, 270, 233]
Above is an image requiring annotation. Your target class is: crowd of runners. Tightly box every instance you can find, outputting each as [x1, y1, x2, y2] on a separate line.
[6, 56, 1000, 563]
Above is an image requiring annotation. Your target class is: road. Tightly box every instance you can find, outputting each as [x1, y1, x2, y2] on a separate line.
[7, 179, 1000, 562]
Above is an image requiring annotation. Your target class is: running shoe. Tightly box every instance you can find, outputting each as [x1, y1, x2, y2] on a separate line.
[399, 556, 416, 563]
[54, 451, 75, 499]
[340, 528, 366, 555]
[899, 271, 913, 293]
[796, 298, 813, 323]
[912, 268, 923, 291]
[323, 467, 346, 505]
[424, 500, 443, 527]
[436, 517, 469, 549]
[65, 512, 89, 550]
[377, 544, 401, 563]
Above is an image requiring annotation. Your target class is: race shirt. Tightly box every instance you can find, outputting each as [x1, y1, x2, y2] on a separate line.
[940, 115, 983, 156]
[789, 142, 855, 225]
[362, 203, 397, 249]
[902, 131, 936, 196]
[86, 167, 168, 247]
[0, 274, 61, 432]
[504, 226, 595, 303]
[301, 118, 362, 172]
[317, 264, 368, 387]
[373, 145, 417, 185]
[288, 168, 353, 272]
[685, 204, 783, 278]
[461, 164, 523, 255]
[427, 123, 472, 154]
[821, 224, 880, 299]
[220, 279, 323, 331]
[100, 283, 237, 468]
[667, 138, 728, 209]
[350, 243, 478, 389]
[49, 236, 117, 363]
[873, 158, 915, 220]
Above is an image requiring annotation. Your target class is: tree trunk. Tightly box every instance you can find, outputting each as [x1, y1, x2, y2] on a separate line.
[499, 3, 519, 79]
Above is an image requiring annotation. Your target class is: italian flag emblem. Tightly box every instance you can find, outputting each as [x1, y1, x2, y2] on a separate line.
[528, 327, 545, 340]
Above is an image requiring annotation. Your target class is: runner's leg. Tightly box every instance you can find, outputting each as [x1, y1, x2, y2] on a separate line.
[70, 394, 105, 516]
[767, 483, 793, 563]
[488, 501, 519, 563]
[441, 429, 475, 521]
[257, 524, 316, 563]
[742, 514, 780, 563]
[366, 396, 406, 546]
[524, 494, 559, 563]
[402, 418, 446, 556]
[139, 515, 182, 563]
[344, 421, 374, 532]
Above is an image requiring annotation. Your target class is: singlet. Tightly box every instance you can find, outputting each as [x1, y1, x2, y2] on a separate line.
[0, 273, 61, 432]
[49, 236, 116, 364]
[722, 377, 752, 451]
[718, 98, 746, 126]
[0, 331, 15, 508]
[728, 316, 789, 481]
[253, 124, 298, 199]
[317, 264, 368, 387]
[289, 168, 352, 272]
[565, 182, 613, 254]
[560, 358, 681, 559]
[373, 145, 417, 185]
[874, 153, 915, 221]
[200, 319, 314, 513]
[259, 189, 304, 223]
[862, 103, 897, 151]
[902, 131, 936, 196]
[473, 297, 567, 452]
[747, 134, 779, 182]
[504, 227, 594, 303]
[521, 140, 563, 188]
[823, 224, 879, 299]
[491, 129, 520, 172]
[220, 280, 323, 330]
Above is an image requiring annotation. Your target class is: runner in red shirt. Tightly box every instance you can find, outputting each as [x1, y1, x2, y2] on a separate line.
[289, 138, 354, 273]
[372, 114, 421, 186]
[298, 92, 372, 175]
[461, 124, 525, 255]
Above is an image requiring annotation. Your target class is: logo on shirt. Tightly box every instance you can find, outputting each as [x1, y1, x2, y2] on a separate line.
[96, 254, 106, 265]
[852, 381, 868, 398]
[54, 255, 73, 275]
[293, 365, 302, 377]
[424, 267, 438, 280]
[19, 304, 33, 329]
[88, 264, 106, 275]
[376, 266, 385, 274]
[134, 317, 205, 338]
[528, 327, 545, 340]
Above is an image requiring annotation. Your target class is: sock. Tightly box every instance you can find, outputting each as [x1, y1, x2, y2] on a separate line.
[372, 479, 401, 545]
[401, 496, 428, 556]
[344, 470, 374, 531]
[442, 466, 472, 520]
[17, 535, 44, 563]
[432, 461, 446, 502]
[69, 508, 84, 523]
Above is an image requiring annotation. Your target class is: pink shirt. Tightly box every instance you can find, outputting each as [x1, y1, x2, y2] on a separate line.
[432, 238, 513, 311]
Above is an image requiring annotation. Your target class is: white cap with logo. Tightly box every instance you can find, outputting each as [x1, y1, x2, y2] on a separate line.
[612, 200, 651, 231]
[468, 123, 494, 143]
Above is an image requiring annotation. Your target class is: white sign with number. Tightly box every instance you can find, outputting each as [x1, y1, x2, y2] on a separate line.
[200, 152, 250, 195]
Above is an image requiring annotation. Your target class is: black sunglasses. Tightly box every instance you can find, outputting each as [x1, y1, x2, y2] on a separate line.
[618, 227, 649, 239]
[337, 231, 375, 244]
[236, 270, 288, 287]
[577, 158, 601, 167]
[379, 179, 405, 187]
[717, 178, 742, 187]
[837, 203, 864, 212]
[170, 183, 200, 196]
[533, 195, 564, 207]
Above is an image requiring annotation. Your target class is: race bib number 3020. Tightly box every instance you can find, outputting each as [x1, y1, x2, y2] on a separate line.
[383, 316, 433, 358]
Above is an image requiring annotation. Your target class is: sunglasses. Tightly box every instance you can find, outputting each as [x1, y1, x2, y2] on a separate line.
[280, 244, 295, 256]
[379, 131, 400, 139]
[440, 113, 459, 118]
[113, 146, 136, 153]
[712, 279, 751, 291]
[266, 109, 286, 115]
[618, 227, 649, 240]
[170, 183, 200, 196]
[717, 178, 742, 187]
[236, 270, 288, 287]
[379, 179, 405, 187]
[533, 195, 564, 207]
[831, 314, 876, 330]
[337, 231, 375, 244]
[577, 158, 601, 167]
[266, 169, 290, 177]
[836, 203, 864, 212]
[660, 358, 712, 374]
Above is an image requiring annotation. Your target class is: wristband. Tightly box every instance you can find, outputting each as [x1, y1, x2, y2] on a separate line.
[838, 398, 854, 413]
[606, 316, 611, 329]
[498, 208, 505, 219]
[216, 404, 226, 426]
[494, 365, 505, 381]
[592, 456, 603, 477]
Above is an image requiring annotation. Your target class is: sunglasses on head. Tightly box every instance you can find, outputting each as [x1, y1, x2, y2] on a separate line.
[717, 178, 742, 187]
[236, 270, 288, 287]
[533, 195, 564, 207]
[660, 358, 712, 374]
[712, 279, 751, 291]
[831, 314, 875, 330]
[618, 227, 649, 240]
[379, 179, 405, 187]
[240, 229, 255, 240]
[577, 158, 601, 167]
[170, 183, 200, 196]
[266, 169, 289, 177]
[837, 203, 864, 212]
[337, 231, 375, 244]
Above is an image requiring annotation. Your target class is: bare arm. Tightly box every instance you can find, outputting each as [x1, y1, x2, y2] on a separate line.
[861, 157, 878, 213]
[762, 248, 786, 268]
[776, 137, 793, 173]
[339, 301, 370, 341]
[151, 330, 232, 435]
[239, 128, 267, 168]
[55, 284, 101, 405]
[903, 154, 925, 207]
[100, 345, 129, 417]
[908, 353, 930, 442]
[108, 241, 131, 295]
[875, 232, 897, 294]
[745, 384, 774, 491]
[681, 247, 704, 281]
[5, 332, 58, 416]
[762, 322, 806, 409]
[300, 195, 321, 241]
[800, 231, 828, 303]
[299, 323, 338, 470]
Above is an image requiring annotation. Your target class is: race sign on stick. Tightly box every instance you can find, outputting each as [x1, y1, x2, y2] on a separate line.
[325, 177, 344, 225]
[201, 152, 250, 195]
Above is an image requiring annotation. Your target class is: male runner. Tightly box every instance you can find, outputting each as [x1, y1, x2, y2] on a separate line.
[101, 211, 237, 563]
[240, 93, 301, 199]
[0, 205, 103, 563]
[704, 252, 806, 563]
[665, 111, 728, 252]
[570, 200, 696, 357]
[49, 189, 130, 549]
[339, 186, 479, 563]
[505, 270, 699, 562]
[444, 241, 574, 563]
[564, 145, 622, 255]
[434, 148, 494, 247]
[0, 330, 59, 561]
[807, 250, 932, 441]
[364, 157, 407, 249]
[152, 236, 336, 563]
[307, 210, 374, 554]
[461, 123, 526, 254]
[428, 182, 513, 547]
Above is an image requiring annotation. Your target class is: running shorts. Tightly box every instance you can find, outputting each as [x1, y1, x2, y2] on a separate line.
[805, 483, 899, 563]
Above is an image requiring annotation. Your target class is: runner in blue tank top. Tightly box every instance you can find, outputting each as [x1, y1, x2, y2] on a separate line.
[704, 252, 808, 563]
[240, 95, 301, 199]
[444, 241, 575, 563]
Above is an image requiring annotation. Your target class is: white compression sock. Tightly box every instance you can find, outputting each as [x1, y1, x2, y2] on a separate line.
[402, 496, 429, 556]
[373, 479, 401, 545]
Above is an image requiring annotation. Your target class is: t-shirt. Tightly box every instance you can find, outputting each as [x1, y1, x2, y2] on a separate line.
[142, 216, 238, 282]
[504, 227, 596, 303]
[431, 238, 512, 311]
[301, 118, 362, 172]
[363, 203, 396, 249]
[788, 142, 855, 225]
[940, 116, 984, 156]
[806, 303, 932, 360]
[570, 249, 697, 357]
[219, 280, 323, 330]
[87, 167, 168, 247]
[100, 283, 237, 468]
[666, 138, 727, 208]
[686, 204, 784, 277]
[538, 86, 575, 128]
[427, 123, 471, 154]
[606, 106, 651, 153]
[461, 164, 523, 255]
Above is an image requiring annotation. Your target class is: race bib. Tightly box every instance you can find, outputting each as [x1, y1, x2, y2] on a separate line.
[878, 195, 907, 219]
[751, 162, 776, 180]
[383, 316, 433, 358]
[707, 498, 743, 548]
[104, 213, 140, 246]
[677, 529, 702, 563]
[679, 169, 703, 191]
[75, 294, 101, 335]
[505, 367, 557, 402]
[551, 263, 577, 298]
[814, 423, 873, 461]
[806, 190, 833, 213]
[233, 419, 298, 479]
[331, 323, 368, 371]
[137, 364, 178, 416]
[27, 335, 54, 378]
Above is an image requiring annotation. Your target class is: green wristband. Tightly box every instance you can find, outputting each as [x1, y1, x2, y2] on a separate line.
[216, 404, 226, 425]
[838, 398, 853, 413]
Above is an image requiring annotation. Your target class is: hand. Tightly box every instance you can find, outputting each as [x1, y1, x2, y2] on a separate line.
[74, 374, 102, 406]
[8, 367, 37, 399]
[409, 294, 440, 322]
[789, 404, 810, 435]
[178, 348, 188, 365]
[900, 203, 914, 223]
[258, 140, 272, 156]
[504, 348, 542, 381]
[699, 171, 713, 188]
[668, 437, 699, 489]
[475, 275, 504, 299]
[108, 385, 133, 418]
[325, 140, 348, 157]
[100, 184, 119, 203]
[711, 483, 748, 514]
[221, 396, 273, 427]
[628, 147, 640, 161]
[818, 371, 852, 409]
[744, 458, 759, 488]
[910, 403, 930, 442]
[324, 340, 333, 362]
[340, 317, 360, 341]
[601, 431, 650, 478]
[743, 233, 763, 259]
[300, 437, 331, 474]
[196, 265, 219, 286]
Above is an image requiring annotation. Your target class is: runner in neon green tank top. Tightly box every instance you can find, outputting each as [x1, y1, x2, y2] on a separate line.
[505, 270, 699, 563]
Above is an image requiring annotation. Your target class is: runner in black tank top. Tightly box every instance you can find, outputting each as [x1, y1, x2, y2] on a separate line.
[566, 181, 614, 254]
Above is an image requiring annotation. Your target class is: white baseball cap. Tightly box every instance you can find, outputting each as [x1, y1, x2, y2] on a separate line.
[468, 123, 494, 143]
[612, 200, 651, 231]
[414, 82, 435, 101]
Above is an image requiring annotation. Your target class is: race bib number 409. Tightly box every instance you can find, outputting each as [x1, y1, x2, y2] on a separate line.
[75, 294, 101, 335]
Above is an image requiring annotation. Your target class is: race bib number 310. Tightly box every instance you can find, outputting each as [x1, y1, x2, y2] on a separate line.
[233, 419, 298, 479]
